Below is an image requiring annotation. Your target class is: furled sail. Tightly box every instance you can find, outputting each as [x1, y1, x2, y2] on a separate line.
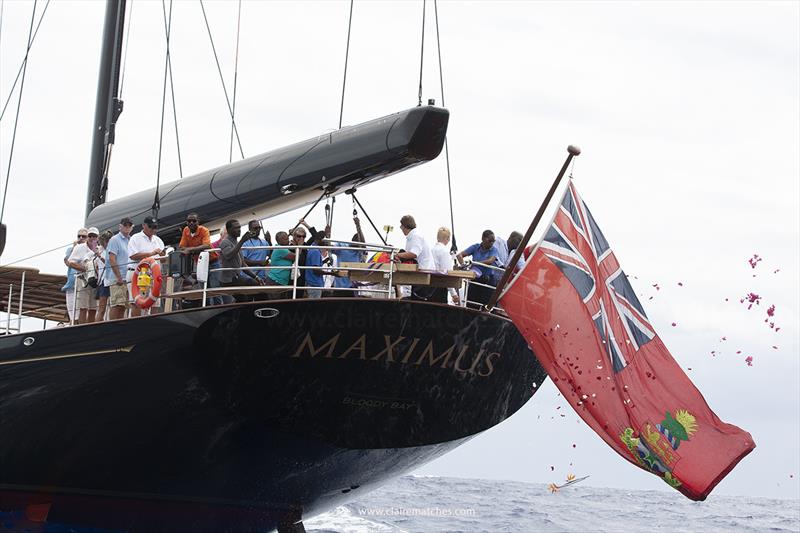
[86, 105, 448, 243]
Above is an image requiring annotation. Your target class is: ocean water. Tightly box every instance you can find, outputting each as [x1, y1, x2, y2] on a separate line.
[2, 476, 798, 532]
[305, 476, 800, 533]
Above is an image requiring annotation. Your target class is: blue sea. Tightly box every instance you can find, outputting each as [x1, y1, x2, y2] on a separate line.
[3, 476, 798, 532]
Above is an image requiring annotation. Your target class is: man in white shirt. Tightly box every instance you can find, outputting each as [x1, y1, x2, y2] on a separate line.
[396, 215, 435, 300]
[431, 226, 460, 305]
[67, 227, 100, 324]
[127, 216, 165, 316]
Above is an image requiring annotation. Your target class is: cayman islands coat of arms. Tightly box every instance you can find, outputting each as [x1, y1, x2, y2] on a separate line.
[620, 409, 699, 488]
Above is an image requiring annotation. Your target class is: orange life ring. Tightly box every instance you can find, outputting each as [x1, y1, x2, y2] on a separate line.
[131, 257, 163, 309]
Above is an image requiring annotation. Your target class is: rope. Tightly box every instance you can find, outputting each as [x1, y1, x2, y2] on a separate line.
[161, 0, 183, 178]
[433, 0, 457, 252]
[229, 0, 242, 162]
[338, 0, 353, 129]
[416, 0, 426, 106]
[199, 0, 245, 159]
[118, 0, 134, 98]
[153, 0, 174, 216]
[0, 0, 37, 225]
[0, 0, 50, 123]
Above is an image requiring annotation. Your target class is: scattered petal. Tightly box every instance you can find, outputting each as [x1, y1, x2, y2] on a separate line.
[671, 322, 677, 327]
[745, 356, 753, 366]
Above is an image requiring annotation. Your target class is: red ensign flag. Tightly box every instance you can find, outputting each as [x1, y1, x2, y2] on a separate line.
[501, 180, 755, 500]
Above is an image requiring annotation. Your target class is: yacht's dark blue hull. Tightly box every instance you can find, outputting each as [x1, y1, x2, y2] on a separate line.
[0, 299, 545, 531]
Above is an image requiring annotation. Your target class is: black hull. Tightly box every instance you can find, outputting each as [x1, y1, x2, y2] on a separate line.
[0, 299, 545, 531]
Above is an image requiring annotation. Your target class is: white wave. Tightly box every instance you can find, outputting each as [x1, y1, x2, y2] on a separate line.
[305, 505, 408, 533]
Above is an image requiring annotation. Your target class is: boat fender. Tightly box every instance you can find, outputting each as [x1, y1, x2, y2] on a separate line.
[131, 257, 163, 309]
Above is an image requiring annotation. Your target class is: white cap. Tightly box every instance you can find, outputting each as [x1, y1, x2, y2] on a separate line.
[87, 227, 100, 236]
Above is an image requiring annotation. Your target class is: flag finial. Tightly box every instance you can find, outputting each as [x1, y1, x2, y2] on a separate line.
[568, 145, 581, 156]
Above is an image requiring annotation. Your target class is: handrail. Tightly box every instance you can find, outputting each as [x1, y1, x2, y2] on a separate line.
[3, 242, 510, 334]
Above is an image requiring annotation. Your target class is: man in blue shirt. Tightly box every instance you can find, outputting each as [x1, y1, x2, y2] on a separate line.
[456, 230, 502, 307]
[304, 232, 327, 299]
[241, 220, 271, 280]
[105, 217, 134, 320]
[331, 215, 365, 297]
[496, 230, 525, 271]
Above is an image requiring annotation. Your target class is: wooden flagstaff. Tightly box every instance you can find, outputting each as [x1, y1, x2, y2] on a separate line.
[484, 145, 581, 311]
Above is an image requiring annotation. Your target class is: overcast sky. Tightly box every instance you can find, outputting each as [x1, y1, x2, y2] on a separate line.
[1, 1, 798, 500]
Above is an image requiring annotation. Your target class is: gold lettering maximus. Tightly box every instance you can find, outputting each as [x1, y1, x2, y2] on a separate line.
[291, 334, 501, 377]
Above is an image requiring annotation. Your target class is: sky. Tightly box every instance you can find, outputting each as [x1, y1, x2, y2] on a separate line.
[0, 0, 798, 501]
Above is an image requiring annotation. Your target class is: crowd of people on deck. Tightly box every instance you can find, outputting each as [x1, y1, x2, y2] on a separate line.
[60, 210, 524, 324]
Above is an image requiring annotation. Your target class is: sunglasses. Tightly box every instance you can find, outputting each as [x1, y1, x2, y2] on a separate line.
[77, 234, 87, 239]
[88, 234, 98, 238]
[186, 219, 198, 223]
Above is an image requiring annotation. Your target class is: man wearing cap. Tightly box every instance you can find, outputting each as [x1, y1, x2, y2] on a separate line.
[67, 227, 101, 324]
[127, 216, 165, 316]
[106, 217, 134, 320]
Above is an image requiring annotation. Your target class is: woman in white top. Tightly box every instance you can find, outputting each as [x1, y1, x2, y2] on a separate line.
[431, 227, 460, 305]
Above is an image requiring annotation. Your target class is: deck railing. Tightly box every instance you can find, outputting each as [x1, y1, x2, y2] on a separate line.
[2, 242, 514, 334]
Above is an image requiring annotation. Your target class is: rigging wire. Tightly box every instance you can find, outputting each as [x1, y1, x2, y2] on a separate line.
[153, 0, 174, 216]
[229, 0, 241, 163]
[118, 0, 134, 98]
[349, 191, 387, 246]
[0, 240, 83, 272]
[0, 0, 37, 225]
[338, 0, 353, 129]
[0, 0, 50, 123]
[433, 0, 457, 252]
[416, 0, 426, 106]
[0, 0, 4, 73]
[199, 0, 245, 159]
[161, 0, 183, 178]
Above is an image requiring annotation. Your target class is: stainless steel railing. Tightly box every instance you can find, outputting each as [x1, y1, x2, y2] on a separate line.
[2, 242, 513, 335]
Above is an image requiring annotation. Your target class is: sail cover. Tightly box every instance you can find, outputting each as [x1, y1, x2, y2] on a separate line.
[85, 106, 448, 243]
[501, 180, 755, 501]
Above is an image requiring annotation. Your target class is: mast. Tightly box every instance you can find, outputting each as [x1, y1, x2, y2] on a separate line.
[86, 0, 127, 220]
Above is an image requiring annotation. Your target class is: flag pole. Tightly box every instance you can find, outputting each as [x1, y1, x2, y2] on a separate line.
[484, 145, 581, 311]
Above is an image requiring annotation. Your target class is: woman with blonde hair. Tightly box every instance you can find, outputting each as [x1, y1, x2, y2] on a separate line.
[431, 226, 460, 305]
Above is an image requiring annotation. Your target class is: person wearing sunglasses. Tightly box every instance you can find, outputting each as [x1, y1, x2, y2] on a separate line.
[178, 213, 212, 258]
[127, 216, 165, 316]
[241, 220, 271, 281]
[106, 217, 134, 320]
[67, 227, 101, 324]
[61, 227, 88, 323]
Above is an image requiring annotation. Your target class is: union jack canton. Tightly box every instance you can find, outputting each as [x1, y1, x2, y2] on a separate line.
[538, 181, 655, 373]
